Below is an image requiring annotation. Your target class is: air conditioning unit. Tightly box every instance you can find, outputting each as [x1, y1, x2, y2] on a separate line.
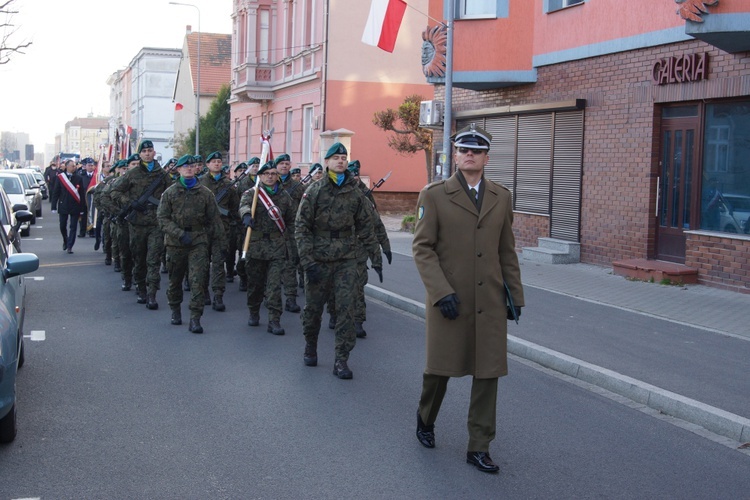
[419, 100, 443, 128]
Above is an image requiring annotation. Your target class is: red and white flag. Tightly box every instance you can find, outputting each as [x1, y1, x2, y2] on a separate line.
[361, 0, 407, 53]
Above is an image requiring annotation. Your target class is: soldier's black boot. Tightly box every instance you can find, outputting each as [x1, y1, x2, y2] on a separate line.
[212, 295, 226, 312]
[170, 308, 182, 325]
[267, 320, 285, 335]
[285, 297, 301, 313]
[136, 288, 148, 304]
[183, 278, 190, 291]
[238, 276, 248, 292]
[114, 259, 121, 273]
[121, 279, 132, 292]
[146, 293, 159, 310]
[248, 311, 260, 327]
[104, 252, 111, 265]
[189, 317, 203, 334]
[355, 322, 367, 339]
[204, 289, 211, 306]
[328, 315, 336, 330]
[333, 359, 353, 379]
[303, 341, 318, 366]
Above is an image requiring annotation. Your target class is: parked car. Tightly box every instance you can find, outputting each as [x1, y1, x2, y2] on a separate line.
[718, 193, 750, 234]
[0, 174, 32, 236]
[9, 170, 42, 219]
[0, 185, 23, 252]
[30, 171, 48, 200]
[0, 211, 38, 443]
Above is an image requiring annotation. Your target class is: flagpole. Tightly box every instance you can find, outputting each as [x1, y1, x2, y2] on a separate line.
[440, 2, 454, 180]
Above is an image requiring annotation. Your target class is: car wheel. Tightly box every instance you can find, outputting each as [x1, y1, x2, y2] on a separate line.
[31, 214, 36, 225]
[36, 206, 42, 217]
[0, 404, 17, 443]
[20, 226, 30, 237]
[18, 338, 25, 369]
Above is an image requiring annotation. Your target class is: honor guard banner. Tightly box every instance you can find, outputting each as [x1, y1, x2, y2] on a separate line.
[361, 0, 407, 53]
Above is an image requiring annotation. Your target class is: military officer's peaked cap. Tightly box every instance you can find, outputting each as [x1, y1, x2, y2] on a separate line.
[81, 157, 95, 165]
[347, 160, 360, 175]
[257, 161, 276, 176]
[290, 167, 301, 175]
[234, 162, 248, 172]
[274, 154, 291, 166]
[309, 163, 323, 174]
[206, 151, 222, 162]
[176, 154, 196, 167]
[451, 123, 492, 150]
[126, 153, 141, 164]
[138, 140, 154, 152]
[247, 156, 261, 165]
[325, 142, 347, 159]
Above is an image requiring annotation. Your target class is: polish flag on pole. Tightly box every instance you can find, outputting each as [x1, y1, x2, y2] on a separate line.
[361, 0, 407, 53]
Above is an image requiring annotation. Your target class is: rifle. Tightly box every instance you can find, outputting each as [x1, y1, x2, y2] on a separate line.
[365, 170, 392, 197]
[216, 171, 248, 217]
[117, 171, 167, 222]
[286, 172, 312, 196]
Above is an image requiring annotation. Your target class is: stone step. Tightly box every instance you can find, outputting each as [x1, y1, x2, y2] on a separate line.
[522, 246, 580, 264]
[612, 258, 699, 285]
[538, 237, 581, 259]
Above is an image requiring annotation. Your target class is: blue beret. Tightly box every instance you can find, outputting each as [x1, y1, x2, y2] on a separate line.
[325, 142, 347, 159]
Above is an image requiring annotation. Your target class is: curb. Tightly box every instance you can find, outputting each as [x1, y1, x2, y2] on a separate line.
[365, 284, 750, 444]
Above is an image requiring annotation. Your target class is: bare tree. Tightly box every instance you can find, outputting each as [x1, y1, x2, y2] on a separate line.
[1, 0, 31, 65]
[372, 94, 434, 183]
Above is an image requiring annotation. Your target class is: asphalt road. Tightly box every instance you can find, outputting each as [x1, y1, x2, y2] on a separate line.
[1, 215, 749, 498]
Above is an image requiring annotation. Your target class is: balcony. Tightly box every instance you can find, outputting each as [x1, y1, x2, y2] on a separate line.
[685, 12, 750, 53]
[230, 64, 275, 103]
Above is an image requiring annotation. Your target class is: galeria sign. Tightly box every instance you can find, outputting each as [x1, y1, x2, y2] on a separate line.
[653, 53, 708, 85]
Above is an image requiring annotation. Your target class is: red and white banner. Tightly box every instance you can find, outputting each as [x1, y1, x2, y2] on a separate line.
[361, 0, 407, 53]
[57, 173, 81, 204]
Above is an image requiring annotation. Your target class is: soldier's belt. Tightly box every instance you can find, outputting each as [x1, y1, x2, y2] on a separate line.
[182, 225, 205, 232]
[314, 229, 353, 238]
[251, 231, 284, 240]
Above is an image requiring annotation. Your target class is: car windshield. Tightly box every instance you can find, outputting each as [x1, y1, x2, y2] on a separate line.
[0, 177, 23, 195]
[14, 173, 31, 189]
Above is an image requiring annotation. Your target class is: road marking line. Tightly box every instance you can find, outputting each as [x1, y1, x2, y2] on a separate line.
[27, 238, 43, 240]
[25, 330, 45, 341]
[40, 261, 100, 268]
[30, 276, 45, 281]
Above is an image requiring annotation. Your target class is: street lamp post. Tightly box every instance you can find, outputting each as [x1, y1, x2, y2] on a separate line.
[169, 1, 201, 156]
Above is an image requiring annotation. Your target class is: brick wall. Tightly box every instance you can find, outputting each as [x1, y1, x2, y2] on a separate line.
[373, 191, 419, 214]
[514, 213, 549, 250]
[433, 40, 750, 289]
[685, 233, 750, 293]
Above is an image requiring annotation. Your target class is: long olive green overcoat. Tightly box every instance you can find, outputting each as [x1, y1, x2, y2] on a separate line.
[412, 174, 524, 379]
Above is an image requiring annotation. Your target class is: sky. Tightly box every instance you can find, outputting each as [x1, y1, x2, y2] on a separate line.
[0, 0, 232, 151]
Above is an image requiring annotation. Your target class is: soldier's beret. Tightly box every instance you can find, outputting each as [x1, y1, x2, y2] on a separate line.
[451, 123, 492, 150]
[290, 167, 301, 175]
[347, 160, 360, 175]
[115, 159, 127, 169]
[163, 157, 177, 168]
[206, 151, 222, 162]
[274, 154, 291, 166]
[126, 153, 141, 164]
[234, 162, 248, 172]
[309, 163, 323, 174]
[138, 140, 154, 152]
[108, 164, 119, 173]
[193, 155, 204, 163]
[257, 161, 276, 176]
[221, 166, 230, 174]
[81, 157, 95, 165]
[325, 142, 347, 159]
[247, 157, 261, 165]
[176, 154, 195, 167]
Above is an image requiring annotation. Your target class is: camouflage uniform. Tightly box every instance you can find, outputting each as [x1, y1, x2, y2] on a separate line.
[99, 174, 134, 288]
[234, 173, 257, 285]
[295, 171, 382, 363]
[109, 160, 171, 304]
[157, 179, 224, 320]
[280, 174, 304, 305]
[199, 172, 240, 306]
[91, 175, 115, 263]
[239, 184, 296, 326]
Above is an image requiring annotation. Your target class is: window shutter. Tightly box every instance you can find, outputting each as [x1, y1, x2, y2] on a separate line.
[550, 111, 584, 241]
[515, 114, 552, 214]
[484, 115, 517, 194]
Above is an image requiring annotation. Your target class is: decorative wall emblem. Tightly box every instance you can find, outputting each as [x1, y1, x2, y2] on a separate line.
[676, 0, 719, 22]
[421, 24, 447, 78]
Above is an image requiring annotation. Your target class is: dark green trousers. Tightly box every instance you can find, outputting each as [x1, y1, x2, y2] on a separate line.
[418, 373, 498, 452]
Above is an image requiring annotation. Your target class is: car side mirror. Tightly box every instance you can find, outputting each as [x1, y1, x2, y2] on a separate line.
[14, 210, 33, 224]
[12, 203, 28, 213]
[3, 253, 39, 281]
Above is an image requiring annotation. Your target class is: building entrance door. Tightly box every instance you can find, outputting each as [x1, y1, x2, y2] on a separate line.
[656, 110, 699, 263]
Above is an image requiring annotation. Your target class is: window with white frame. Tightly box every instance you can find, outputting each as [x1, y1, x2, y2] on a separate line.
[547, 0, 584, 13]
[246, 117, 252, 158]
[285, 109, 293, 154]
[259, 9, 270, 63]
[457, 0, 496, 19]
[302, 105, 314, 163]
[234, 120, 240, 162]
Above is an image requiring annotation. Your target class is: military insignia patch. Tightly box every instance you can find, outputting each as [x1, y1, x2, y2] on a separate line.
[418, 206, 424, 220]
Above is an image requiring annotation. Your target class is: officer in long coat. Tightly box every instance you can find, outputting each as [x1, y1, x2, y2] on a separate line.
[412, 124, 524, 473]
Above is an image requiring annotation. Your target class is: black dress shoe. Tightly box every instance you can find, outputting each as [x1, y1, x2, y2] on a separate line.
[416, 410, 435, 448]
[62, 243, 67, 251]
[67, 249, 73, 254]
[466, 452, 500, 473]
[332, 359, 353, 379]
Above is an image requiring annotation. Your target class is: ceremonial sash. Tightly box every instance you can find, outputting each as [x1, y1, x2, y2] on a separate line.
[57, 173, 81, 204]
[257, 187, 286, 234]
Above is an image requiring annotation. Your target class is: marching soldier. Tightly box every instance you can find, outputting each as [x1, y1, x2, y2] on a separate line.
[199, 151, 239, 311]
[295, 142, 383, 380]
[275, 153, 303, 313]
[90, 162, 118, 265]
[158, 155, 225, 334]
[109, 140, 171, 309]
[307, 163, 323, 184]
[239, 161, 296, 335]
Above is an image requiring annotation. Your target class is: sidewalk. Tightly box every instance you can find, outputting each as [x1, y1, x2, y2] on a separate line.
[368, 215, 750, 444]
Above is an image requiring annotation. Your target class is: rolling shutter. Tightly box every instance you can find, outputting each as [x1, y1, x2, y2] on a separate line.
[515, 114, 552, 214]
[550, 111, 583, 241]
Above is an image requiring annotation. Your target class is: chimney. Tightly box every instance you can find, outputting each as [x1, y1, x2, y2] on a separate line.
[186, 25, 192, 35]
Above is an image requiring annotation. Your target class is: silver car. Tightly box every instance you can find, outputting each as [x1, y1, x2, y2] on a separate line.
[3, 171, 41, 223]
